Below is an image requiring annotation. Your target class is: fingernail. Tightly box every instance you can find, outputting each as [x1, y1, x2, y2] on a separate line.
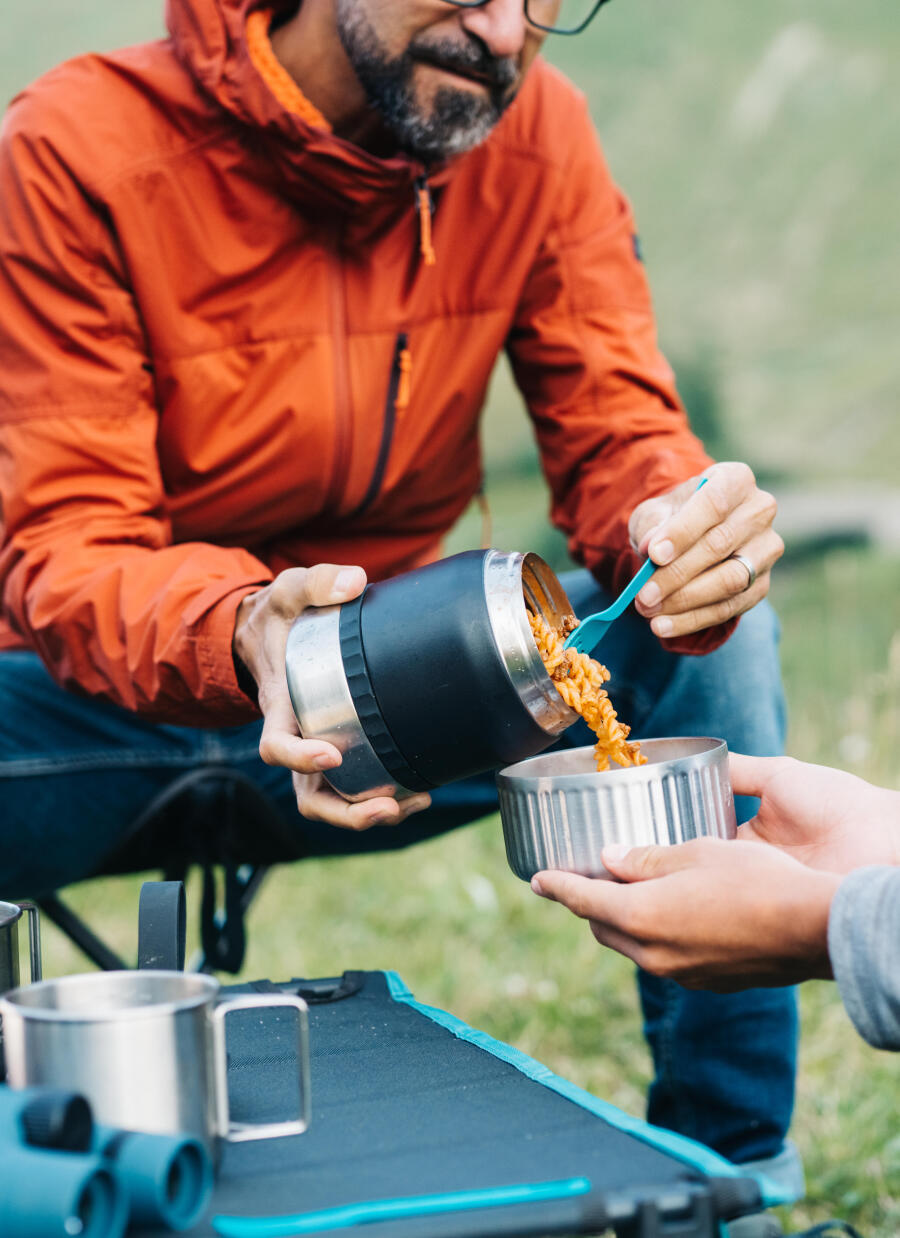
[368, 810, 394, 826]
[314, 752, 339, 770]
[602, 844, 632, 864]
[333, 568, 361, 597]
[649, 539, 675, 565]
[652, 616, 673, 637]
[531, 875, 545, 895]
[639, 582, 661, 608]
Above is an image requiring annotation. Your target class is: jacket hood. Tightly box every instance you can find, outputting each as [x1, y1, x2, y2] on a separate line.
[165, 0, 435, 212]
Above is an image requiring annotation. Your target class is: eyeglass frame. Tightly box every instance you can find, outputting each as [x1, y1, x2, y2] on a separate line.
[440, 0, 613, 37]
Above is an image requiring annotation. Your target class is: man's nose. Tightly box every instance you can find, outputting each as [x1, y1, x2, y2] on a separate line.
[458, 0, 529, 58]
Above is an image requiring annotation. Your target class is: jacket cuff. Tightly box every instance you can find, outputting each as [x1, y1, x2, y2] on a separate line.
[194, 581, 270, 724]
[658, 617, 739, 657]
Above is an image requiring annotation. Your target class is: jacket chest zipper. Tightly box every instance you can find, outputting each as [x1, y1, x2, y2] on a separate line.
[327, 176, 428, 516]
[349, 332, 410, 519]
[324, 233, 353, 513]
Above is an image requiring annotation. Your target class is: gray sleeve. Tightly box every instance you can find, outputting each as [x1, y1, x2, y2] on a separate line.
[827, 866, 900, 1051]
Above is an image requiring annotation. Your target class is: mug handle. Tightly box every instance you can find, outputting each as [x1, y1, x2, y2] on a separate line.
[16, 901, 42, 982]
[211, 994, 310, 1142]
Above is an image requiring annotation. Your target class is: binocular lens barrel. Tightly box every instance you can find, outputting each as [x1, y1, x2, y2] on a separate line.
[96, 1126, 212, 1231]
[0, 1148, 127, 1238]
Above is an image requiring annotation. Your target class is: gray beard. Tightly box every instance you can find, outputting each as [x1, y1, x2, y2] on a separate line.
[335, 1, 517, 163]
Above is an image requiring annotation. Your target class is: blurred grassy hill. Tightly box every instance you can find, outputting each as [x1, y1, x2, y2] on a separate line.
[5, 0, 898, 512]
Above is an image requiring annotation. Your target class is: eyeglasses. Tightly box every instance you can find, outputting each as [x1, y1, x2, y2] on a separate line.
[441, 0, 613, 37]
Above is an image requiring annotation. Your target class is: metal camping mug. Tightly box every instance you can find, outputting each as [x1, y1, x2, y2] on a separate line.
[0, 901, 41, 1079]
[0, 970, 310, 1165]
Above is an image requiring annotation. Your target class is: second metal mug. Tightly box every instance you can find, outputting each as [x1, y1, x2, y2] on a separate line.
[0, 970, 310, 1166]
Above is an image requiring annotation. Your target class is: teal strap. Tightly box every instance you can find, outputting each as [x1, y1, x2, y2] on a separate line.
[383, 971, 785, 1209]
[213, 1177, 591, 1237]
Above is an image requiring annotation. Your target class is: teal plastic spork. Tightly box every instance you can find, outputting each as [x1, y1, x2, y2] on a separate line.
[562, 477, 708, 656]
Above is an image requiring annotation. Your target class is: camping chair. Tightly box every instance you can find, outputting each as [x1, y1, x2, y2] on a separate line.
[35, 767, 297, 974]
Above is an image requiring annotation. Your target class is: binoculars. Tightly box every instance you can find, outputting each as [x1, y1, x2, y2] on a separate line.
[0, 1085, 213, 1236]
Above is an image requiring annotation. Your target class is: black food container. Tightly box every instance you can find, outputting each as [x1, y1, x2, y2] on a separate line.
[284, 549, 579, 801]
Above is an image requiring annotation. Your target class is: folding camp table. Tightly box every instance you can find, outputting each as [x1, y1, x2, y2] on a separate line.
[136, 966, 786, 1238]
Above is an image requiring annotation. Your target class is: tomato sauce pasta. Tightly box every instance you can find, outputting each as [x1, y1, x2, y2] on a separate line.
[528, 611, 646, 771]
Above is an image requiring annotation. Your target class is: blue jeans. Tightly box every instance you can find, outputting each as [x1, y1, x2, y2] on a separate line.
[0, 572, 797, 1164]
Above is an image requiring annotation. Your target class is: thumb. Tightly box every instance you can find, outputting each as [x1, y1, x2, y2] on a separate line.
[727, 751, 773, 799]
[628, 495, 673, 556]
[601, 842, 692, 882]
[303, 562, 367, 607]
[269, 563, 367, 616]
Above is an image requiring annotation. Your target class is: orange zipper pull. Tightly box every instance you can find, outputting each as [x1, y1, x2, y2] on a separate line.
[415, 176, 437, 267]
[395, 346, 412, 415]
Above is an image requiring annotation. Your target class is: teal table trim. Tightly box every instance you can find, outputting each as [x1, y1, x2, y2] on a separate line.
[213, 1178, 592, 1237]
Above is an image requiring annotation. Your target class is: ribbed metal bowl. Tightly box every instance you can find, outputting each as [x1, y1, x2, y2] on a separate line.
[497, 737, 736, 881]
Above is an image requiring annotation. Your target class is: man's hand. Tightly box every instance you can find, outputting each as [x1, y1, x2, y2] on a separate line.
[233, 564, 431, 830]
[628, 462, 783, 639]
[532, 839, 841, 991]
[732, 752, 900, 874]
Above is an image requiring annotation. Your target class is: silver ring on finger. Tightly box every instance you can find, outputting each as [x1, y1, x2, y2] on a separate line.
[729, 552, 757, 592]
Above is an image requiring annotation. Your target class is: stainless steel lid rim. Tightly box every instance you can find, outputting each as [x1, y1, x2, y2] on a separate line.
[483, 550, 579, 738]
[285, 607, 415, 802]
[338, 595, 434, 793]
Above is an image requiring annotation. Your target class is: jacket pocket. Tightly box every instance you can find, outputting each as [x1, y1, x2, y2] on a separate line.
[350, 331, 410, 518]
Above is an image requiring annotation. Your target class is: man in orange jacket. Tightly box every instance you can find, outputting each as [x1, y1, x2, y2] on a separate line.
[0, 0, 799, 1196]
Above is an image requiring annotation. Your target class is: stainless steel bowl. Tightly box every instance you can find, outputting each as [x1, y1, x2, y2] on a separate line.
[497, 737, 736, 881]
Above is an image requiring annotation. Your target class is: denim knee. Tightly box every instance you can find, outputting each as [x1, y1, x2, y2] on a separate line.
[644, 601, 786, 758]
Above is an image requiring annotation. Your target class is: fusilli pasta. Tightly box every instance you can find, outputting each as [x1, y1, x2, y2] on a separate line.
[529, 611, 646, 771]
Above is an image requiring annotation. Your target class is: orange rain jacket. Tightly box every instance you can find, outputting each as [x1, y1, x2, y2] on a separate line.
[0, 0, 728, 727]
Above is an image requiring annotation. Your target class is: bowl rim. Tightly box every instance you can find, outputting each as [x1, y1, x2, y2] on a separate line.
[496, 736, 728, 788]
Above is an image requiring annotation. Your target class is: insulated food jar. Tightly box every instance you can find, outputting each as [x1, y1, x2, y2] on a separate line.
[285, 549, 579, 801]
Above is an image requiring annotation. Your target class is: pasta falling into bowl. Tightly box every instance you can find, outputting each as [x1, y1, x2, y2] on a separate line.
[527, 611, 645, 772]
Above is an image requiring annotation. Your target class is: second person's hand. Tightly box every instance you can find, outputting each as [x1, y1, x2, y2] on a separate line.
[732, 752, 900, 874]
[533, 838, 841, 991]
[232, 563, 431, 830]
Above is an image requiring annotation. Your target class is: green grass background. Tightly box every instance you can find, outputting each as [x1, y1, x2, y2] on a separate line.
[4, 4, 899, 1235]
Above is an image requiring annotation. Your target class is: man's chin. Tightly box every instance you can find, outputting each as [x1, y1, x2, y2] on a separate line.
[401, 121, 497, 163]
[396, 89, 507, 162]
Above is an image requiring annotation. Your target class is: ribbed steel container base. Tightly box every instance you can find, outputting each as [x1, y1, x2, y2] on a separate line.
[497, 738, 736, 881]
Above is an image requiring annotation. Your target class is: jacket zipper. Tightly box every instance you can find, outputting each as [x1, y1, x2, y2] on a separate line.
[324, 229, 353, 513]
[349, 332, 409, 519]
